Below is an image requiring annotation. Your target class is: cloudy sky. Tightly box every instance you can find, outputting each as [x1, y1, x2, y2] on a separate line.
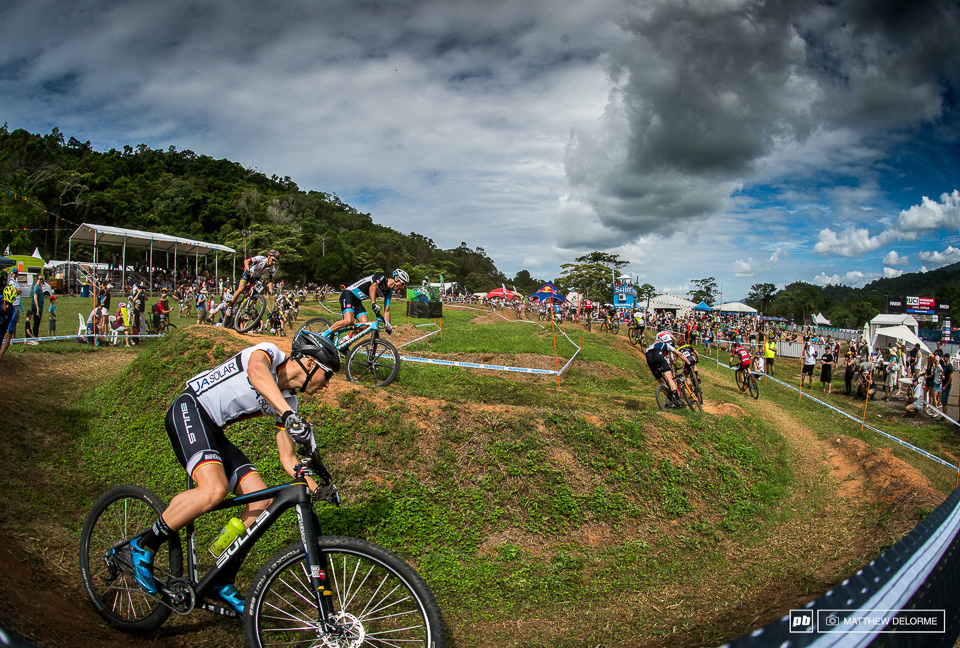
[1, 0, 959, 300]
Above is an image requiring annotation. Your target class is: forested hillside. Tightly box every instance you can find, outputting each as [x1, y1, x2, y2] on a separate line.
[0, 124, 508, 289]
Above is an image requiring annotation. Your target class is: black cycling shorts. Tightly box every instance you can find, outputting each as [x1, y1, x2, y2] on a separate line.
[165, 391, 257, 492]
[645, 349, 673, 380]
[339, 290, 367, 317]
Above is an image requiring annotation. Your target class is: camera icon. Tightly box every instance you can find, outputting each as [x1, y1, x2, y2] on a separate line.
[825, 614, 840, 627]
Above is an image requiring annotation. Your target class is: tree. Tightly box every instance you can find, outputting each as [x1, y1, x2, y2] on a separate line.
[745, 282, 777, 314]
[637, 283, 657, 310]
[688, 277, 718, 306]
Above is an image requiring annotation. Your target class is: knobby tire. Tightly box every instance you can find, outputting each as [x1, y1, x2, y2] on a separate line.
[244, 536, 446, 648]
[748, 374, 760, 399]
[655, 385, 672, 411]
[235, 295, 267, 334]
[295, 316, 332, 338]
[346, 338, 401, 387]
[78, 485, 183, 635]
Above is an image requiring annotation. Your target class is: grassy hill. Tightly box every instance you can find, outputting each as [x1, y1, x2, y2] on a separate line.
[0, 300, 957, 648]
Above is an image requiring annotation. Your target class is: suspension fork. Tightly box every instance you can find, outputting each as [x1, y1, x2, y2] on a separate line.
[295, 503, 339, 629]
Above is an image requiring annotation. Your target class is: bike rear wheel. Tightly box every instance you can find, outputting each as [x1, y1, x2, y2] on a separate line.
[655, 385, 672, 411]
[78, 484, 183, 635]
[245, 536, 446, 648]
[747, 374, 760, 399]
[346, 338, 401, 387]
[294, 316, 332, 338]
[610, 320, 619, 334]
[235, 295, 267, 333]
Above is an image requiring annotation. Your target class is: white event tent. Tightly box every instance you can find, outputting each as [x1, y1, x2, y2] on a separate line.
[68, 223, 236, 291]
[714, 301, 758, 314]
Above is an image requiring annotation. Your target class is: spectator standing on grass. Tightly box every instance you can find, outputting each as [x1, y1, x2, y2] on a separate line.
[130, 281, 147, 336]
[924, 355, 937, 411]
[802, 342, 817, 388]
[884, 352, 899, 401]
[29, 274, 44, 341]
[819, 347, 834, 394]
[941, 353, 953, 420]
[764, 338, 777, 375]
[844, 351, 857, 396]
[48, 295, 57, 337]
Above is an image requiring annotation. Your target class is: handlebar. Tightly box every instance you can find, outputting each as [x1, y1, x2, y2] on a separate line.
[294, 449, 341, 506]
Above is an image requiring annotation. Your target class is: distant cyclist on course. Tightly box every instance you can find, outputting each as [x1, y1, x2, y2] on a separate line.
[227, 249, 280, 317]
[0, 285, 21, 363]
[324, 269, 408, 339]
[124, 331, 341, 614]
[730, 342, 752, 390]
[644, 330, 690, 407]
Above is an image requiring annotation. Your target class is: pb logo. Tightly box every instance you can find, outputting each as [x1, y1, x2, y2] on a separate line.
[789, 610, 814, 633]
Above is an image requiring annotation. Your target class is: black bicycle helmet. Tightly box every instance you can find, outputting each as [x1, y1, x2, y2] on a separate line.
[292, 330, 341, 373]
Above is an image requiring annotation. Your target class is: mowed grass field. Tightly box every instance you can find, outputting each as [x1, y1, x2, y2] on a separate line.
[1, 295, 958, 648]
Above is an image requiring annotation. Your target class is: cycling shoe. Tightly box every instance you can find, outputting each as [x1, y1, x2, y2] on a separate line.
[212, 583, 245, 614]
[127, 537, 158, 595]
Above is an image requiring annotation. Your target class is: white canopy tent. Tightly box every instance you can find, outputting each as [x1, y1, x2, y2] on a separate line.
[868, 313, 919, 346]
[812, 312, 831, 326]
[647, 294, 697, 313]
[68, 223, 236, 291]
[714, 301, 758, 314]
[873, 325, 931, 354]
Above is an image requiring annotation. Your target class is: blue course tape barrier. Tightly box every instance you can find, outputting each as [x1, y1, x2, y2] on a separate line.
[702, 352, 959, 474]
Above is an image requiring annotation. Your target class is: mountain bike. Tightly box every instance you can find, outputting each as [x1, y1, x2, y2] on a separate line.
[295, 311, 400, 387]
[734, 365, 760, 399]
[599, 315, 619, 335]
[627, 321, 644, 345]
[232, 281, 269, 334]
[655, 370, 700, 412]
[78, 449, 446, 648]
[682, 364, 703, 407]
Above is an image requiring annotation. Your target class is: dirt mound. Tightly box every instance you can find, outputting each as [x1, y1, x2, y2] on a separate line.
[829, 435, 945, 534]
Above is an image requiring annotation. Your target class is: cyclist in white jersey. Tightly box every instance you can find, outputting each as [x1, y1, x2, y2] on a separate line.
[125, 331, 340, 613]
[325, 269, 408, 338]
[228, 249, 279, 314]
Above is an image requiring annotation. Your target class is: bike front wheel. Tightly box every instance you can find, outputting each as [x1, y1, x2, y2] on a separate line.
[235, 295, 267, 333]
[610, 320, 619, 334]
[682, 383, 701, 412]
[688, 371, 703, 406]
[627, 326, 641, 345]
[735, 368, 744, 391]
[747, 374, 760, 399]
[294, 316, 332, 338]
[346, 338, 401, 387]
[245, 536, 446, 648]
[78, 484, 183, 635]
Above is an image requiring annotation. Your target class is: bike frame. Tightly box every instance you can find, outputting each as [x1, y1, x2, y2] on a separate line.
[177, 475, 334, 625]
[329, 317, 381, 353]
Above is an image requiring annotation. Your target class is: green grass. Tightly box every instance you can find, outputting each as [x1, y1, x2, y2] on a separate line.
[8, 309, 960, 648]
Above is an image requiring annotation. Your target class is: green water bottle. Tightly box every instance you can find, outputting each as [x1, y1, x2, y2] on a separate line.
[209, 517, 245, 557]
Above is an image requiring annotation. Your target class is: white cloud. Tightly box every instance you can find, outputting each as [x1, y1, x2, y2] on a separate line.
[732, 258, 756, 277]
[812, 270, 871, 288]
[882, 250, 908, 266]
[813, 227, 903, 257]
[917, 246, 960, 268]
[883, 267, 904, 278]
[895, 191, 960, 232]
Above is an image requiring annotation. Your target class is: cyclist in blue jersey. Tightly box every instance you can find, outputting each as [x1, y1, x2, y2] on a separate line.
[0, 285, 21, 363]
[644, 330, 690, 407]
[324, 269, 408, 338]
[125, 331, 341, 613]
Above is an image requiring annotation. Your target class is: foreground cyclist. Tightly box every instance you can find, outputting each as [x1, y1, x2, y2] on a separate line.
[126, 331, 340, 613]
[644, 331, 690, 407]
[324, 269, 408, 338]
